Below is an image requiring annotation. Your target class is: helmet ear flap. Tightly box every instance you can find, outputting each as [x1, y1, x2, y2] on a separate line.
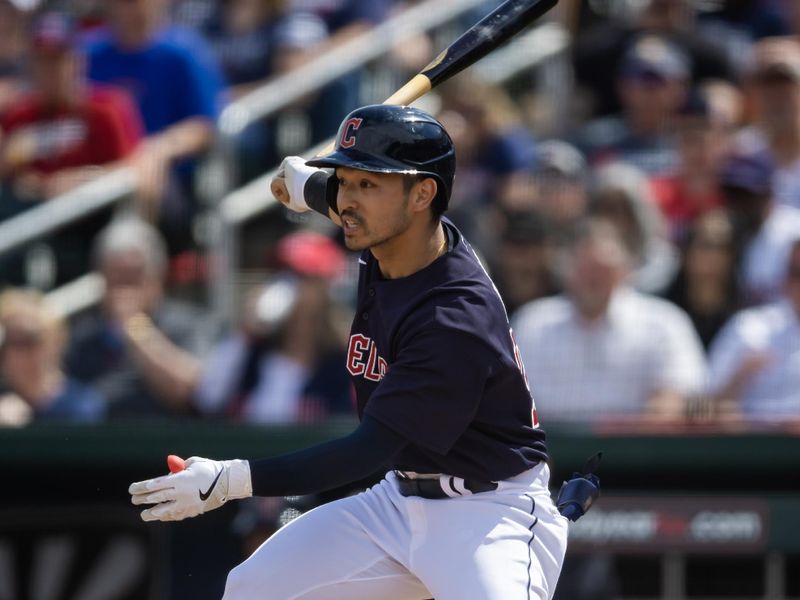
[324, 170, 340, 215]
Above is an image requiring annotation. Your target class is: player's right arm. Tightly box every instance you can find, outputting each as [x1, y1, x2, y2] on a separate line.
[270, 156, 342, 226]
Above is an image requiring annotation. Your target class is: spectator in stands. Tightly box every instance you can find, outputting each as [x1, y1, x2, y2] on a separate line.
[707, 238, 800, 424]
[696, 0, 790, 72]
[202, 0, 328, 179]
[83, 0, 226, 250]
[588, 162, 679, 295]
[0, 288, 105, 425]
[437, 77, 537, 248]
[206, 0, 326, 98]
[0, 12, 144, 198]
[720, 148, 800, 305]
[577, 34, 690, 176]
[64, 218, 214, 419]
[292, 0, 393, 142]
[512, 220, 706, 423]
[742, 38, 800, 211]
[489, 208, 557, 318]
[664, 210, 742, 349]
[0, 11, 144, 286]
[572, 0, 735, 118]
[194, 230, 352, 423]
[650, 82, 740, 243]
[531, 139, 590, 244]
[0, 0, 28, 117]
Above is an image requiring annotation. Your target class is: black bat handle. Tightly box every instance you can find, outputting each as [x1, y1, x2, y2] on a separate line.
[421, 0, 559, 87]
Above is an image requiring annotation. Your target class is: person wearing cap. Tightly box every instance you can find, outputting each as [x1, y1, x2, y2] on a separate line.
[0, 11, 145, 287]
[0, 12, 143, 201]
[719, 147, 800, 306]
[742, 37, 800, 211]
[532, 139, 590, 241]
[572, 0, 735, 119]
[577, 33, 691, 176]
[193, 230, 353, 423]
[650, 82, 740, 243]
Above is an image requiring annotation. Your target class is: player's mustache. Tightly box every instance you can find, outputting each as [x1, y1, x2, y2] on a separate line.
[340, 210, 364, 225]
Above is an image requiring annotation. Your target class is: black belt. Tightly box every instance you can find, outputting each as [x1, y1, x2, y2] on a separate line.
[395, 472, 498, 499]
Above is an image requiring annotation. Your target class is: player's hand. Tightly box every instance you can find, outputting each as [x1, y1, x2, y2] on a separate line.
[129, 456, 252, 522]
[270, 156, 318, 213]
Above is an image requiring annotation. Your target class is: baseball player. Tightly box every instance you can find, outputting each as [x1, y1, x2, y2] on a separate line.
[130, 105, 577, 599]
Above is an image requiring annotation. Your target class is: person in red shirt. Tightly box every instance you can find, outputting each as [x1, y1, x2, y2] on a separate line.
[0, 12, 144, 286]
[649, 82, 740, 243]
[0, 11, 143, 204]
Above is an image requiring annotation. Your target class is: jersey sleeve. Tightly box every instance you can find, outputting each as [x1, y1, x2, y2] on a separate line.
[249, 414, 407, 497]
[364, 327, 498, 456]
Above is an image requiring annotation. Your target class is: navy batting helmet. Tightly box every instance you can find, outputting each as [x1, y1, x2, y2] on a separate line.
[307, 104, 456, 213]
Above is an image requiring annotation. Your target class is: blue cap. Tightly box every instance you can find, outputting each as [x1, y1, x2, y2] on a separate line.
[719, 150, 774, 195]
[620, 35, 690, 81]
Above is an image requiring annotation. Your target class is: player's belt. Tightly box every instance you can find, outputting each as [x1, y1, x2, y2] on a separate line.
[394, 471, 498, 499]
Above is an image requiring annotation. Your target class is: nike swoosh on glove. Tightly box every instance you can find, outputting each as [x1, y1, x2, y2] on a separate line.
[129, 456, 252, 522]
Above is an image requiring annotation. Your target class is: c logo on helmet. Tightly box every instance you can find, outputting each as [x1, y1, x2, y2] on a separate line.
[339, 117, 363, 149]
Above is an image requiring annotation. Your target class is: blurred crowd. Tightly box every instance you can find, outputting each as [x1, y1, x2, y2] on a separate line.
[0, 0, 799, 438]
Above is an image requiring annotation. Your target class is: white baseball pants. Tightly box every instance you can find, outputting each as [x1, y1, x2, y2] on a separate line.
[222, 462, 568, 600]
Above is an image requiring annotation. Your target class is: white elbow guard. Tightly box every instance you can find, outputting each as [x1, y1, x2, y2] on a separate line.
[281, 156, 322, 212]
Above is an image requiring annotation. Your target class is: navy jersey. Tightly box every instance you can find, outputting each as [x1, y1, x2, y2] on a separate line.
[347, 218, 547, 482]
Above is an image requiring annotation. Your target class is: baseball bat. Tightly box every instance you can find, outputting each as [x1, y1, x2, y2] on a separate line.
[324, 0, 558, 154]
[273, 0, 558, 203]
[386, 0, 559, 105]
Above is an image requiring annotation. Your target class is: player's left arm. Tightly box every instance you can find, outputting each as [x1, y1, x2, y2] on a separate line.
[271, 156, 342, 226]
[129, 415, 406, 522]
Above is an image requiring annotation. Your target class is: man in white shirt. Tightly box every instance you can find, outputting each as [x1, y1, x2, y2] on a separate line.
[512, 220, 707, 423]
[707, 239, 800, 422]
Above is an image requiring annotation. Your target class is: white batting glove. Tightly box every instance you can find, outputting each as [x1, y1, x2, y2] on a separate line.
[129, 456, 252, 522]
[271, 156, 320, 213]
